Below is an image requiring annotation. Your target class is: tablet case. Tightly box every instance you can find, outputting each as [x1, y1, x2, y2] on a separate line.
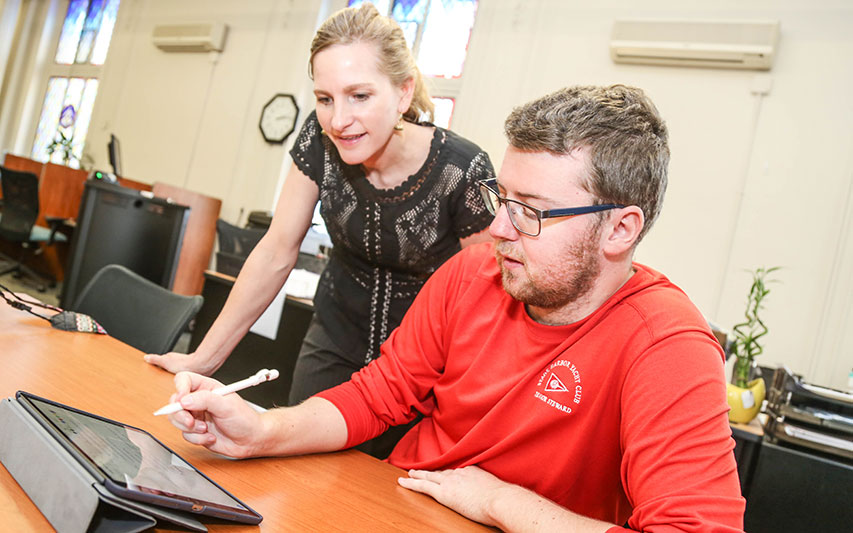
[0, 397, 206, 533]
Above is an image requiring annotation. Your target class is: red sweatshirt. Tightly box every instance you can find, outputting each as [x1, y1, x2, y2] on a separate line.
[318, 243, 745, 532]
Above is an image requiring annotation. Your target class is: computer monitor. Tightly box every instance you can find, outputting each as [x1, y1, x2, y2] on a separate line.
[108, 134, 122, 176]
[60, 180, 189, 308]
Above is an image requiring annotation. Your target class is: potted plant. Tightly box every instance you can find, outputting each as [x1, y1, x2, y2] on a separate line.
[726, 266, 779, 423]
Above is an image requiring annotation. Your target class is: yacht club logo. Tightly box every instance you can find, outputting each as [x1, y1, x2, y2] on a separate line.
[534, 360, 582, 415]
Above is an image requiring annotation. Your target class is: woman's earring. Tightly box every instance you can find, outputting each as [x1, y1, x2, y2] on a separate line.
[321, 129, 327, 135]
[394, 114, 404, 131]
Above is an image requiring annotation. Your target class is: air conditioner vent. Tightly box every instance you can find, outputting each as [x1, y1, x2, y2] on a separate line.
[610, 19, 780, 70]
[152, 22, 228, 53]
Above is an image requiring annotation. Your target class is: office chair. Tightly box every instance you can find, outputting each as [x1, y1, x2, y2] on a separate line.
[70, 264, 203, 354]
[0, 166, 67, 291]
[215, 218, 266, 277]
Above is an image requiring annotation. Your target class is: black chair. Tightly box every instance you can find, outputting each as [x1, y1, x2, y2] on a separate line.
[0, 166, 68, 291]
[215, 219, 266, 277]
[70, 264, 203, 354]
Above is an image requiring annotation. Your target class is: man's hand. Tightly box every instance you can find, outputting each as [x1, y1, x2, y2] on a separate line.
[397, 466, 507, 526]
[144, 351, 216, 375]
[398, 466, 615, 532]
[166, 372, 265, 458]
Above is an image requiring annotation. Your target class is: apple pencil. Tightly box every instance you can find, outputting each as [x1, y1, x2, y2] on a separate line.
[153, 368, 279, 416]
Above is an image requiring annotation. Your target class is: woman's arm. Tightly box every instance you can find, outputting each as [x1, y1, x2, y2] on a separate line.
[145, 164, 319, 374]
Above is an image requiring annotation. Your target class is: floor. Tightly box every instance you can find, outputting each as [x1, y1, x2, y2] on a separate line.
[0, 270, 61, 307]
[0, 268, 191, 353]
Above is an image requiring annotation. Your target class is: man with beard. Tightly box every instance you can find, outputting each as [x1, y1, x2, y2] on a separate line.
[165, 85, 745, 532]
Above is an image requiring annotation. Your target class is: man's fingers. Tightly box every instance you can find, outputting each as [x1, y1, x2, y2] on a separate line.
[179, 388, 234, 415]
[407, 469, 446, 483]
[398, 469, 448, 496]
[182, 431, 216, 447]
[174, 372, 222, 397]
[398, 476, 439, 497]
[167, 409, 198, 432]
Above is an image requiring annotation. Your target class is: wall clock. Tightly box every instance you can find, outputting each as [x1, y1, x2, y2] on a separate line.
[259, 93, 299, 144]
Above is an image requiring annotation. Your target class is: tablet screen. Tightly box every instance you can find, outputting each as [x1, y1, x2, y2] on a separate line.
[21, 394, 254, 516]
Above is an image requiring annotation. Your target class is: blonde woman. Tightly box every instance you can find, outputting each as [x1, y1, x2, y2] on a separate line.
[146, 3, 494, 457]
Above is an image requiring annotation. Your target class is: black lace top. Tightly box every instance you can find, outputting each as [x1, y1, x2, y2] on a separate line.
[290, 111, 495, 365]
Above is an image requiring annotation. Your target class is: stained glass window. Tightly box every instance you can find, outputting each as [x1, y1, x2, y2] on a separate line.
[391, 0, 428, 48]
[347, 0, 478, 127]
[55, 0, 88, 65]
[33, 0, 119, 166]
[31, 78, 99, 166]
[431, 97, 454, 129]
[417, 0, 477, 78]
[56, 0, 120, 65]
[349, 0, 477, 78]
[348, 0, 392, 15]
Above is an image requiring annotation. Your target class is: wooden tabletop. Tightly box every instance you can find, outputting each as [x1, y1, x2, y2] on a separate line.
[0, 299, 489, 532]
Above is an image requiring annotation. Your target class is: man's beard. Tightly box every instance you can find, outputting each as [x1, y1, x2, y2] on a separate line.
[495, 224, 603, 310]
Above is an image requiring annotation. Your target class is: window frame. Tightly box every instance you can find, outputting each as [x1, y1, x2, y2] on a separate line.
[29, 0, 119, 167]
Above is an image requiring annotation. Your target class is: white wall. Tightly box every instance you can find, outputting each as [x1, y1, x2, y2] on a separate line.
[3, 0, 852, 389]
[83, 0, 325, 225]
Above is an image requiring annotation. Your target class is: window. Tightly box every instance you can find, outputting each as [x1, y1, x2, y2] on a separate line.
[347, 0, 479, 128]
[31, 0, 121, 167]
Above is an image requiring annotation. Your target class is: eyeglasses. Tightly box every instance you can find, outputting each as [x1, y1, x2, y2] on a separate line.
[478, 178, 625, 237]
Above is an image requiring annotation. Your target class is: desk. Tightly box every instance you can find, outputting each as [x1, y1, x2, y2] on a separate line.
[729, 415, 764, 497]
[1, 154, 219, 294]
[729, 413, 853, 531]
[0, 301, 489, 531]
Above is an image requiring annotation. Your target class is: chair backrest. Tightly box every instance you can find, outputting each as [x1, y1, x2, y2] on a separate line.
[215, 219, 266, 276]
[0, 166, 40, 242]
[71, 264, 204, 354]
[216, 218, 266, 256]
[215, 250, 248, 277]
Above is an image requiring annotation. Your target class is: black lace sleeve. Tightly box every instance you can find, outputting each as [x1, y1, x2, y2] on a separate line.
[289, 110, 325, 185]
[446, 136, 496, 240]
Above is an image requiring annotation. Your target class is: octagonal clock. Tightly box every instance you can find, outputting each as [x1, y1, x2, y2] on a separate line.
[259, 93, 299, 144]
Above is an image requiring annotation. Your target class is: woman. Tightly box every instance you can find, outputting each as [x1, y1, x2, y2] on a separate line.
[145, 3, 494, 457]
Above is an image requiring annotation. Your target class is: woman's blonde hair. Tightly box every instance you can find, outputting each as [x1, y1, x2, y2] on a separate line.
[309, 3, 434, 123]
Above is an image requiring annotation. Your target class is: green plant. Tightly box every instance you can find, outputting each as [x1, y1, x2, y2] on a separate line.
[46, 104, 78, 166]
[731, 266, 780, 388]
[46, 130, 76, 166]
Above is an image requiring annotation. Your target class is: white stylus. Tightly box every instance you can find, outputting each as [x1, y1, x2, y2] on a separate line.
[153, 368, 279, 416]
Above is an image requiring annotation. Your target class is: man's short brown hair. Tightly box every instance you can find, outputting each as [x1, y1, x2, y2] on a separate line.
[504, 85, 669, 243]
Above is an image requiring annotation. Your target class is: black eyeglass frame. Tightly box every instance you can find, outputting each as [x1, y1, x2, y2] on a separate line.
[478, 178, 625, 237]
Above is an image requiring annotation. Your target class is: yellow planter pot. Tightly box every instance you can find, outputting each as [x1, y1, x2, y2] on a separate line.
[727, 378, 766, 423]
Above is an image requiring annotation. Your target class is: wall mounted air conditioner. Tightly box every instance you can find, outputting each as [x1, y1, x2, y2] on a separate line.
[152, 22, 228, 52]
[610, 19, 780, 70]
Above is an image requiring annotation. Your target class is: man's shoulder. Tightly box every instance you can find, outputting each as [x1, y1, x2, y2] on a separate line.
[427, 243, 500, 300]
[624, 264, 698, 310]
[611, 264, 713, 337]
[447, 242, 498, 276]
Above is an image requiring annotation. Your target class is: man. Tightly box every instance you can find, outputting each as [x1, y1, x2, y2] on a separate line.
[167, 85, 745, 532]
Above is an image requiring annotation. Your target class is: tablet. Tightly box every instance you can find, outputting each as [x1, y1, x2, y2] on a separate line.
[15, 391, 262, 525]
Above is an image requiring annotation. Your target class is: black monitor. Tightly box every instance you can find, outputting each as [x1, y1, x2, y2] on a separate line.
[108, 134, 122, 176]
[60, 180, 189, 308]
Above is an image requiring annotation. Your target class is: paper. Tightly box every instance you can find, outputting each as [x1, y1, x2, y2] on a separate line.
[248, 269, 319, 340]
[283, 269, 320, 299]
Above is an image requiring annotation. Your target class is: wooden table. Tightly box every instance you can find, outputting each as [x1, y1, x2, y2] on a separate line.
[0, 301, 489, 532]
